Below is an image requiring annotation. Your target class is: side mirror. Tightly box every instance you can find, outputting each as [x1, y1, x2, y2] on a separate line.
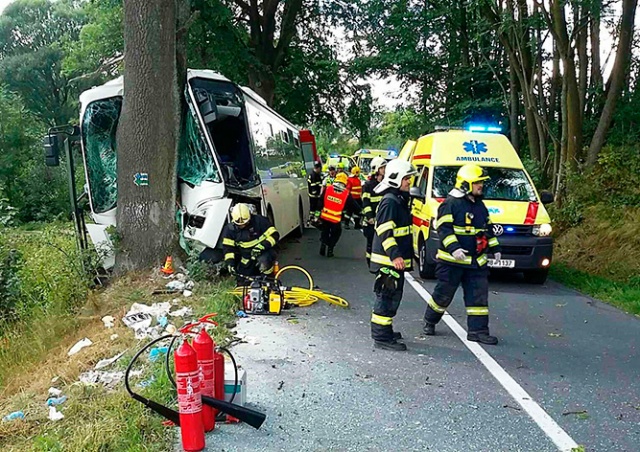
[540, 191, 554, 205]
[410, 186, 425, 201]
[44, 134, 60, 167]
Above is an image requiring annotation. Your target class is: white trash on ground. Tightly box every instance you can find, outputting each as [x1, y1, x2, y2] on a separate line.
[94, 351, 126, 370]
[48, 387, 62, 397]
[68, 338, 93, 356]
[78, 370, 125, 388]
[48, 406, 64, 421]
[101, 316, 115, 328]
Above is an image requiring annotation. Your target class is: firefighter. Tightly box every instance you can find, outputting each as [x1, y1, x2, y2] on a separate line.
[321, 164, 337, 195]
[307, 161, 323, 222]
[344, 166, 363, 229]
[370, 159, 417, 351]
[222, 203, 280, 281]
[317, 172, 357, 257]
[422, 164, 502, 345]
[361, 157, 387, 265]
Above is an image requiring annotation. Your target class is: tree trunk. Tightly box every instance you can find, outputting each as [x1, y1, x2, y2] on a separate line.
[509, 63, 520, 152]
[116, 0, 180, 272]
[576, 5, 589, 114]
[248, 69, 277, 106]
[587, 0, 638, 166]
[589, 6, 603, 117]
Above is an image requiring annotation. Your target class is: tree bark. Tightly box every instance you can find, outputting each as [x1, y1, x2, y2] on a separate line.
[589, 5, 603, 117]
[509, 63, 520, 152]
[576, 4, 589, 115]
[116, 0, 180, 272]
[587, 0, 638, 166]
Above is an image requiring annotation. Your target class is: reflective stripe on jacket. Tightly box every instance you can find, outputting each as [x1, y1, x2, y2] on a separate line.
[222, 215, 279, 264]
[370, 188, 413, 273]
[320, 185, 350, 224]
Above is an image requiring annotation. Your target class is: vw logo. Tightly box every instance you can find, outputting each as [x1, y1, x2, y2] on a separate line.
[492, 224, 504, 236]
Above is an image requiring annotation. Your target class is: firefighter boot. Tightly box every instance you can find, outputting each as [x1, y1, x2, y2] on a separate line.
[467, 332, 498, 345]
[374, 339, 407, 351]
[423, 322, 436, 336]
[320, 244, 326, 256]
[327, 248, 335, 258]
[393, 331, 402, 340]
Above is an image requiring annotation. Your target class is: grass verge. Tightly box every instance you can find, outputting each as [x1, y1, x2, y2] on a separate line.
[0, 235, 240, 451]
[550, 263, 640, 316]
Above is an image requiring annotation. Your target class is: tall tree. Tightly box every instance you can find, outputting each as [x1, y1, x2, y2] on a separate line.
[587, 0, 638, 165]
[115, 0, 181, 272]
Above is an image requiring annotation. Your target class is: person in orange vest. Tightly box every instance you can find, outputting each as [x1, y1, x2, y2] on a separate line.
[316, 173, 357, 257]
[344, 166, 363, 229]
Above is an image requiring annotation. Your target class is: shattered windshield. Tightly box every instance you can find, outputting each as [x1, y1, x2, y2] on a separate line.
[432, 166, 537, 201]
[178, 108, 221, 185]
[82, 97, 121, 213]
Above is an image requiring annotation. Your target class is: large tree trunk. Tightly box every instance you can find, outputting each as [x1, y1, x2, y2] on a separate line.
[589, 5, 603, 117]
[116, 0, 180, 272]
[576, 4, 589, 114]
[588, 0, 638, 166]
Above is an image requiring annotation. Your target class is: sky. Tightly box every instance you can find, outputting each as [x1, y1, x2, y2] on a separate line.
[0, 0, 11, 14]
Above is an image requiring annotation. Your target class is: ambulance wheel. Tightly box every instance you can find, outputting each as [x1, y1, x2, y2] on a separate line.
[523, 269, 548, 285]
[418, 240, 436, 279]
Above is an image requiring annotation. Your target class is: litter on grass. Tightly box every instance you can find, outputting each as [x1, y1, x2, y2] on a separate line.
[46, 396, 67, 407]
[102, 316, 115, 328]
[48, 387, 62, 397]
[48, 406, 64, 421]
[68, 338, 93, 356]
[3, 411, 25, 421]
[94, 351, 126, 370]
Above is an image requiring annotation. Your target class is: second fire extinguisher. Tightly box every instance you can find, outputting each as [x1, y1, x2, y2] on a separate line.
[174, 339, 205, 452]
[193, 328, 215, 432]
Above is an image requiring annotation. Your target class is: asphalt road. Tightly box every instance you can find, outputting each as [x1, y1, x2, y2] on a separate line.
[200, 228, 640, 452]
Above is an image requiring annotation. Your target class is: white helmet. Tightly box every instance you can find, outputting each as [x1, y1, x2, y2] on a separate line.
[374, 159, 417, 193]
[231, 203, 251, 225]
[370, 157, 387, 174]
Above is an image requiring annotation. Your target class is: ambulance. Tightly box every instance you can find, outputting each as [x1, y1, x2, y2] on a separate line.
[353, 149, 397, 175]
[405, 126, 554, 284]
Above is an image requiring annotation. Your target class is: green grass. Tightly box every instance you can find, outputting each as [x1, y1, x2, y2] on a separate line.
[550, 263, 640, 316]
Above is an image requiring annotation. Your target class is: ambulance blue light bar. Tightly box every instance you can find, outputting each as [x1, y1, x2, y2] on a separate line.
[467, 124, 502, 133]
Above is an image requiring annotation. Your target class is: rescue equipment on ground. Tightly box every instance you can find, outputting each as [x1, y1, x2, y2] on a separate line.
[125, 314, 266, 451]
[230, 265, 349, 312]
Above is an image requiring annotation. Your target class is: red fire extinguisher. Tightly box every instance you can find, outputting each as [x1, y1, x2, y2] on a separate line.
[174, 339, 205, 451]
[193, 328, 215, 432]
[213, 342, 225, 414]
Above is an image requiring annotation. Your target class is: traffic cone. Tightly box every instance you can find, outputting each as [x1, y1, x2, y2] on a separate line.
[161, 256, 174, 275]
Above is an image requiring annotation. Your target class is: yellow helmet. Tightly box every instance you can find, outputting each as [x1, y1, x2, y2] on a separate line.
[351, 166, 361, 176]
[334, 172, 348, 185]
[231, 203, 251, 225]
[455, 164, 489, 194]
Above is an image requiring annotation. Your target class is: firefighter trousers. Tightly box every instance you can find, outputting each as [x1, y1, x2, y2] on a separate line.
[320, 220, 342, 249]
[371, 268, 405, 342]
[309, 196, 321, 216]
[344, 199, 362, 228]
[362, 224, 374, 262]
[423, 263, 490, 334]
[236, 249, 277, 278]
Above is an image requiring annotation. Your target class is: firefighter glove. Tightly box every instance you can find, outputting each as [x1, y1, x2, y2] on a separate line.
[251, 247, 262, 259]
[452, 248, 469, 261]
[374, 267, 400, 296]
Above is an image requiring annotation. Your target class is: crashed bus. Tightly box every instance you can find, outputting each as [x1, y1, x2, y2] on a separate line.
[78, 69, 318, 268]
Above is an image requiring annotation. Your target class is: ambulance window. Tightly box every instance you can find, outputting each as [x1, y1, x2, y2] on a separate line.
[417, 167, 429, 194]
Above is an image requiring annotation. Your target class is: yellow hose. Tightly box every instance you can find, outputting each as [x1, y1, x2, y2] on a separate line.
[230, 265, 349, 309]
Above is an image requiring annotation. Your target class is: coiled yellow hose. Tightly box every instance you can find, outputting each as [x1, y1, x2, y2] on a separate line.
[230, 265, 349, 309]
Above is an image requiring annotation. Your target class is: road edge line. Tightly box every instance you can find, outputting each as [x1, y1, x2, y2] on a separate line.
[405, 273, 579, 452]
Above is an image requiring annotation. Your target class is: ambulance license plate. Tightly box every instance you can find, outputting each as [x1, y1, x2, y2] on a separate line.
[488, 259, 515, 268]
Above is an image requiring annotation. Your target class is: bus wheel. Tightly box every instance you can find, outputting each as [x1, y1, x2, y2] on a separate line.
[523, 269, 549, 285]
[292, 201, 304, 238]
[418, 240, 436, 279]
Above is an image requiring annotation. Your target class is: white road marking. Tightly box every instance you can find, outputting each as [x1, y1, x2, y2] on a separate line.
[405, 273, 580, 452]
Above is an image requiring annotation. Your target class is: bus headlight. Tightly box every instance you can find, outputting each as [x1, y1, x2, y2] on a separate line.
[532, 223, 552, 237]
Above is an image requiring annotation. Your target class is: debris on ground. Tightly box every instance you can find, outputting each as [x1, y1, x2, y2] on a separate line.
[168, 307, 192, 318]
[277, 381, 285, 390]
[137, 376, 156, 388]
[2, 411, 25, 421]
[183, 290, 193, 297]
[149, 346, 169, 362]
[122, 302, 190, 338]
[102, 316, 115, 329]
[95, 351, 126, 370]
[165, 324, 177, 334]
[165, 280, 186, 291]
[236, 310, 248, 318]
[502, 404, 522, 411]
[48, 387, 62, 397]
[78, 370, 125, 388]
[46, 396, 67, 407]
[110, 334, 119, 341]
[562, 410, 588, 416]
[48, 406, 64, 421]
[548, 333, 563, 338]
[68, 338, 93, 356]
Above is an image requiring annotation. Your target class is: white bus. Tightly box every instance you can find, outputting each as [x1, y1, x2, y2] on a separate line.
[79, 69, 317, 268]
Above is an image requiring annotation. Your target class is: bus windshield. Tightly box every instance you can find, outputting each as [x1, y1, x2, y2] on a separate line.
[432, 166, 538, 202]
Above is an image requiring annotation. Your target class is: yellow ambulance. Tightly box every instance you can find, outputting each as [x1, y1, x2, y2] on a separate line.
[405, 127, 554, 284]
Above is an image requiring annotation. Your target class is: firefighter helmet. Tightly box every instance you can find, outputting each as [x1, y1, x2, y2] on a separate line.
[335, 172, 348, 185]
[374, 159, 417, 193]
[351, 166, 361, 176]
[370, 157, 387, 174]
[455, 164, 489, 194]
[231, 203, 251, 225]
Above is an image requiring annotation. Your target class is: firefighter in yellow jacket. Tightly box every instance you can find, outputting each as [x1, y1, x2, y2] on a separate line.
[222, 203, 279, 280]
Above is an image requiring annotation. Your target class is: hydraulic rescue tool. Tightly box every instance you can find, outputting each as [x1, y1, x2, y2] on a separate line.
[231, 265, 349, 313]
[125, 314, 266, 451]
